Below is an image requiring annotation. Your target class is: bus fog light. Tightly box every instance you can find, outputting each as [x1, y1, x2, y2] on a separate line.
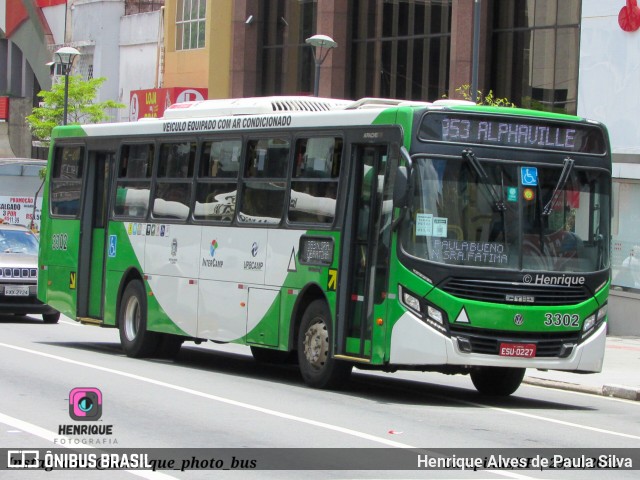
[583, 314, 595, 332]
[427, 306, 443, 324]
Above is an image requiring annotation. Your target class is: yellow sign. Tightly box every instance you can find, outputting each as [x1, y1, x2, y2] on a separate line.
[69, 272, 76, 290]
[328, 269, 337, 291]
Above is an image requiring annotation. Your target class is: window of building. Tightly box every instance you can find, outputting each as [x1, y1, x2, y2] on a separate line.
[125, 0, 164, 16]
[259, 0, 316, 95]
[194, 139, 241, 222]
[611, 179, 640, 293]
[176, 0, 206, 50]
[490, 0, 581, 114]
[350, 0, 452, 101]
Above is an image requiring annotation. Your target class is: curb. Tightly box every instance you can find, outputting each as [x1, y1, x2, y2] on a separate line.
[523, 376, 640, 401]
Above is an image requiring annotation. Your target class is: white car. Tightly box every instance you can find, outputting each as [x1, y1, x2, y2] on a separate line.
[0, 223, 60, 323]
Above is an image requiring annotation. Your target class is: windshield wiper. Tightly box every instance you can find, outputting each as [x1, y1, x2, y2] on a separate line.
[542, 157, 574, 216]
[462, 149, 506, 211]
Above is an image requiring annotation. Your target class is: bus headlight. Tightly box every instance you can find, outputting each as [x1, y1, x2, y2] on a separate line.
[582, 303, 607, 340]
[399, 285, 447, 334]
[582, 314, 596, 333]
[400, 287, 422, 315]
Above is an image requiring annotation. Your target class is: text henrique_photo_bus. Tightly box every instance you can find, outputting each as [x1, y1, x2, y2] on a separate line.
[38, 95, 611, 396]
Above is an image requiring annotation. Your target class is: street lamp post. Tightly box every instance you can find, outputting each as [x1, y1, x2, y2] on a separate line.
[54, 47, 80, 125]
[305, 34, 337, 97]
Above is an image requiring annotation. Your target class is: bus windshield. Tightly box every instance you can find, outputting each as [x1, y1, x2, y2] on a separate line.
[400, 155, 610, 273]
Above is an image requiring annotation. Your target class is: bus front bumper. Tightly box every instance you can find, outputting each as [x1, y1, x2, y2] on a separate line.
[389, 312, 606, 373]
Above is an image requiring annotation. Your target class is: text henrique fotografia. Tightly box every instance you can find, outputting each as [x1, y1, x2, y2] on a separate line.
[56, 387, 117, 446]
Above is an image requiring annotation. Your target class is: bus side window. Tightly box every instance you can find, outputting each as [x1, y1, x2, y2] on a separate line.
[288, 136, 341, 225]
[240, 137, 289, 224]
[114, 144, 154, 218]
[194, 139, 241, 222]
[152, 142, 195, 220]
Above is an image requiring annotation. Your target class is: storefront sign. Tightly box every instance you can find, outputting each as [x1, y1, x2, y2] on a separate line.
[129, 87, 208, 121]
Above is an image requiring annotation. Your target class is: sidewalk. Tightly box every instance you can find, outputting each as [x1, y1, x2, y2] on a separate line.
[523, 336, 640, 401]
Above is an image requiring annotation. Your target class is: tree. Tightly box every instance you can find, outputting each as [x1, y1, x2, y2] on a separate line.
[25, 75, 125, 145]
[448, 84, 516, 108]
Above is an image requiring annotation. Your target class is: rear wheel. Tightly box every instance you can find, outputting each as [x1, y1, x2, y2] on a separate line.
[470, 366, 525, 396]
[118, 280, 159, 357]
[297, 299, 351, 389]
[42, 312, 60, 324]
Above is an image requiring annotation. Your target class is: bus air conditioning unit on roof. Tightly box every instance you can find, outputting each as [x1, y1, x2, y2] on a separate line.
[162, 96, 353, 119]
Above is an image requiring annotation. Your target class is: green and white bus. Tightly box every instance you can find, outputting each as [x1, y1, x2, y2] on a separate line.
[38, 96, 611, 396]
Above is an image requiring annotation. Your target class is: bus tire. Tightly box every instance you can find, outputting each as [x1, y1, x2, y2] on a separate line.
[250, 346, 291, 364]
[470, 366, 525, 396]
[42, 312, 60, 324]
[118, 280, 159, 358]
[297, 299, 351, 389]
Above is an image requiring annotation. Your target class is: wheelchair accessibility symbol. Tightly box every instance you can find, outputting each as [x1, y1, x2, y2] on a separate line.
[521, 167, 538, 186]
[108, 235, 117, 258]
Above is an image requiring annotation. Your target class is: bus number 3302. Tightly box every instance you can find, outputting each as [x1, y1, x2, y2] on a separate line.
[544, 313, 580, 327]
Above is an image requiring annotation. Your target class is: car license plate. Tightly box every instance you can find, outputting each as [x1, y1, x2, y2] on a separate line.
[499, 342, 536, 358]
[4, 285, 30, 296]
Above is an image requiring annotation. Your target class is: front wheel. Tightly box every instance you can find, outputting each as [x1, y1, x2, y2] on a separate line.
[297, 299, 351, 389]
[118, 280, 159, 358]
[42, 312, 60, 324]
[470, 366, 525, 396]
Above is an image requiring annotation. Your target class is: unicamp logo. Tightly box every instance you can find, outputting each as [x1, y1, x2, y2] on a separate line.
[56, 388, 117, 446]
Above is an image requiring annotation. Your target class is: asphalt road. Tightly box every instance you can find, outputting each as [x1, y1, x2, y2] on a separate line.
[1, 313, 639, 479]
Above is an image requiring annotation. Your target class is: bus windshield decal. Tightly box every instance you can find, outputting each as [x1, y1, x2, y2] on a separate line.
[415, 213, 447, 237]
[419, 113, 606, 154]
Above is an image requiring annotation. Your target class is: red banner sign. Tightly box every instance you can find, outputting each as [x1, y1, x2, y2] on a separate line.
[129, 87, 208, 121]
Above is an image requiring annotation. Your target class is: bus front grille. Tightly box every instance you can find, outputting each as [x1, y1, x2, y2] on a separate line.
[450, 325, 581, 358]
[440, 278, 590, 306]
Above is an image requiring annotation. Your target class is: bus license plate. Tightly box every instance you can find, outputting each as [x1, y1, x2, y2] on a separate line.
[499, 342, 536, 358]
[4, 286, 30, 296]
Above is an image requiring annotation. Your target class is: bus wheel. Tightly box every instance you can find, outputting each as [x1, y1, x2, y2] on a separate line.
[250, 346, 291, 364]
[470, 366, 525, 396]
[297, 299, 351, 389]
[42, 312, 60, 324]
[118, 280, 159, 358]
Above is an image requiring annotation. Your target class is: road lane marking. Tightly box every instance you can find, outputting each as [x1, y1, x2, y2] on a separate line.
[0, 342, 531, 479]
[0, 412, 176, 480]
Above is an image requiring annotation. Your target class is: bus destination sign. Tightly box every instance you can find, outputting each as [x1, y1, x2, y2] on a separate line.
[419, 113, 606, 154]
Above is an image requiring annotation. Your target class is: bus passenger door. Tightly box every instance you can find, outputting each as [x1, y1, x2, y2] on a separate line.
[77, 150, 114, 319]
[337, 141, 395, 361]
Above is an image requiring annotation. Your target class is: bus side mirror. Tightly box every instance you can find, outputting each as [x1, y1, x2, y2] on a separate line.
[393, 146, 413, 209]
[393, 166, 409, 208]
